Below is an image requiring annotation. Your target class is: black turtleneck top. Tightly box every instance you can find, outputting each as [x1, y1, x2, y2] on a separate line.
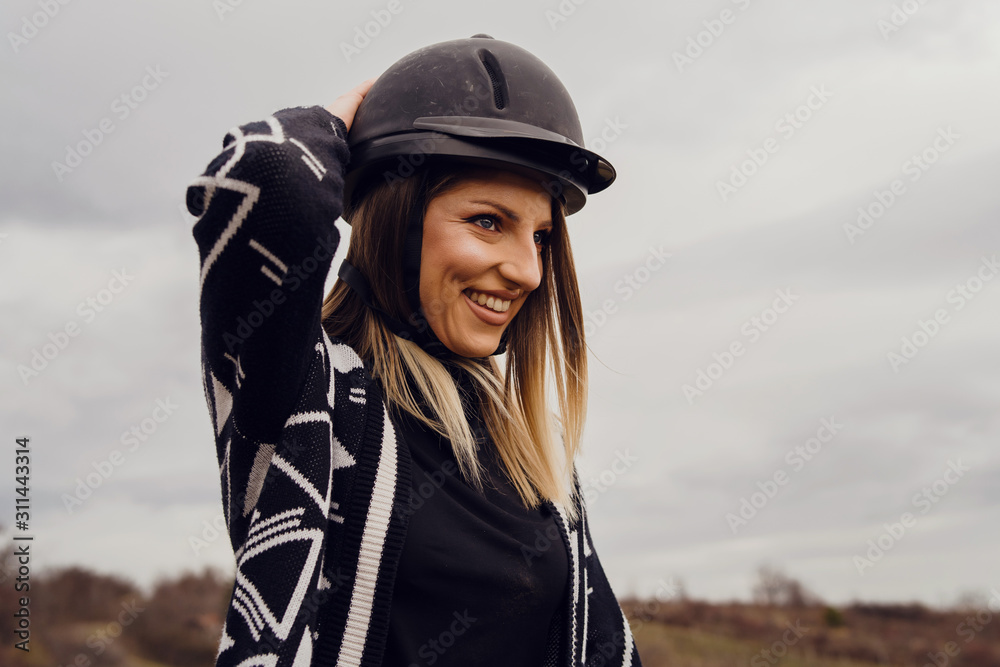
[381, 390, 569, 666]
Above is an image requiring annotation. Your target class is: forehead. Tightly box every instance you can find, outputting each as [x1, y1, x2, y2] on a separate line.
[430, 166, 554, 214]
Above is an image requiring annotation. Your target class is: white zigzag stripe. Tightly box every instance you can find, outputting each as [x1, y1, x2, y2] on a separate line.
[285, 411, 329, 428]
[233, 585, 266, 633]
[217, 621, 235, 658]
[300, 154, 324, 180]
[264, 116, 285, 143]
[248, 507, 305, 537]
[282, 409, 356, 502]
[336, 407, 398, 667]
[272, 454, 327, 516]
[231, 595, 262, 641]
[285, 409, 356, 468]
[289, 137, 326, 175]
[204, 116, 283, 212]
[315, 339, 336, 413]
[220, 436, 232, 528]
[621, 607, 635, 667]
[323, 329, 365, 374]
[211, 370, 233, 436]
[193, 174, 261, 290]
[292, 627, 313, 666]
[235, 526, 325, 641]
[551, 503, 580, 666]
[248, 237, 288, 272]
[260, 265, 282, 286]
[244, 518, 302, 552]
[214, 126, 246, 195]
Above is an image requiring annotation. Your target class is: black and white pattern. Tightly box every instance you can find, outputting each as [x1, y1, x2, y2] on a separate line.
[189, 105, 640, 666]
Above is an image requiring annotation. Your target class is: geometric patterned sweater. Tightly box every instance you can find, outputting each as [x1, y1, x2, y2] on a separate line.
[186, 105, 642, 667]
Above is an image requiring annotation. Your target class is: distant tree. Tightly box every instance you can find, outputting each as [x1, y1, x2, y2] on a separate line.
[823, 606, 846, 627]
[953, 590, 990, 613]
[751, 564, 819, 607]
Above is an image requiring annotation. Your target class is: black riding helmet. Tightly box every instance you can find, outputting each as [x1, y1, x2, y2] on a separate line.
[337, 35, 617, 357]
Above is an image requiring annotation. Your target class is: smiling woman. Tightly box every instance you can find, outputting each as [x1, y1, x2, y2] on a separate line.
[188, 34, 640, 667]
[420, 169, 552, 357]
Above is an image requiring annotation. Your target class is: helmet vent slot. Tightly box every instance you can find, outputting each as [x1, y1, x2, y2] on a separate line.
[478, 49, 508, 110]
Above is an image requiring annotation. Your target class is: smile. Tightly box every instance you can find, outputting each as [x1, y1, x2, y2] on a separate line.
[465, 289, 511, 313]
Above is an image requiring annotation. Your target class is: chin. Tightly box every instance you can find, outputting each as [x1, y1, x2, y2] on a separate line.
[448, 336, 503, 358]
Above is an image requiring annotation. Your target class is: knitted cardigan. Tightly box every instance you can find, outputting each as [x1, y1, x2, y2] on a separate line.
[187, 105, 641, 667]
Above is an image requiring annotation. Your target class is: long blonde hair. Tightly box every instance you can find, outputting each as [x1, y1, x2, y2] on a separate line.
[321, 164, 587, 522]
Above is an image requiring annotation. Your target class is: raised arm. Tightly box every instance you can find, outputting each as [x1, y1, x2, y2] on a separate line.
[187, 83, 372, 666]
[189, 104, 350, 444]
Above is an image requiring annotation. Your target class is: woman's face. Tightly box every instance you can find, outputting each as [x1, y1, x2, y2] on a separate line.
[419, 168, 553, 358]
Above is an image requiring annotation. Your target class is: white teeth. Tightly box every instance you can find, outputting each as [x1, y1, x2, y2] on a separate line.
[467, 290, 510, 313]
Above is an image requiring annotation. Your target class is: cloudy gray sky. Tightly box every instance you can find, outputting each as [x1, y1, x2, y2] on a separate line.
[2, 1, 998, 606]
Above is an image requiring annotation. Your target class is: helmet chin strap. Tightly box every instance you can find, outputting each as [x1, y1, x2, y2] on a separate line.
[337, 169, 509, 359]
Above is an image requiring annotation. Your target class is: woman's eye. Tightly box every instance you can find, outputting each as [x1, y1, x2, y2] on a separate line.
[534, 229, 551, 246]
[471, 216, 497, 231]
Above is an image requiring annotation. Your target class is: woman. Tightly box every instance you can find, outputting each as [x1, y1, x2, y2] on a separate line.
[188, 35, 641, 666]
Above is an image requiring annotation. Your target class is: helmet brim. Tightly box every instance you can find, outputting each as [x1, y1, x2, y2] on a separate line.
[343, 128, 615, 219]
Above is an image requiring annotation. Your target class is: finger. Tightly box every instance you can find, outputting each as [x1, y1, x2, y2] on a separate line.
[326, 78, 378, 132]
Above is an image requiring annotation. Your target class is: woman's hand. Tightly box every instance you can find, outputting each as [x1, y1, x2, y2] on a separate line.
[326, 78, 376, 132]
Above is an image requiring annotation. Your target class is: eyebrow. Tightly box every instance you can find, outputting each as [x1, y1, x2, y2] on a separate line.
[469, 199, 552, 227]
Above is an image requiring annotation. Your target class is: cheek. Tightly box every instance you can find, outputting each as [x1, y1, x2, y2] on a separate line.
[420, 235, 482, 317]
[422, 236, 491, 291]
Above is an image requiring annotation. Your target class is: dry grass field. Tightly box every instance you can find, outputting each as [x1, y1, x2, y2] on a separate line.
[1, 544, 996, 666]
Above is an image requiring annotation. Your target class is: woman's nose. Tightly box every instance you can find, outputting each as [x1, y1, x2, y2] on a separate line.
[499, 232, 543, 292]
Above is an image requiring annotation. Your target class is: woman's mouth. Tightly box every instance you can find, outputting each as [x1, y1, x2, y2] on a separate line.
[464, 289, 511, 313]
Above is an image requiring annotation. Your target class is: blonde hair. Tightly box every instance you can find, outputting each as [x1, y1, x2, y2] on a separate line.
[321, 164, 587, 522]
